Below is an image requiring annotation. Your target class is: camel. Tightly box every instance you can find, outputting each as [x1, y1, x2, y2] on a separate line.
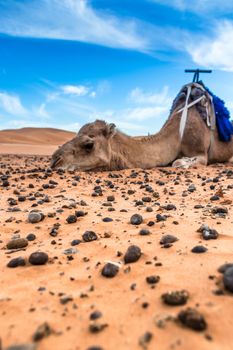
[50, 84, 233, 171]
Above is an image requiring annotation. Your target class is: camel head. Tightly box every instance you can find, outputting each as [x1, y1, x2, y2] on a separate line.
[50, 120, 116, 171]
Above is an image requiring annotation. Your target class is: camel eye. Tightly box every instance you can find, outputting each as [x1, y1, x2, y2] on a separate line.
[82, 141, 94, 152]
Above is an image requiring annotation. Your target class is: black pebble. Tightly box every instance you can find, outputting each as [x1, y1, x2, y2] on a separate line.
[202, 229, 218, 240]
[160, 235, 178, 245]
[26, 233, 36, 241]
[66, 215, 77, 224]
[7, 257, 26, 268]
[223, 266, 233, 292]
[218, 263, 233, 274]
[210, 195, 219, 201]
[162, 290, 189, 305]
[178, 308, 207, 331]
[29, 252, 48, 265]
[82, 231, 98, 242]
[90, 311, 102, 320]
[71, 239, 82, 246]
[191, 245, 207, 253]
[75, 210, 86, 217]
[7, 238, 28, 250]
[124, 245, 142, 264]
[130, 214, 143, 225]
[102, 263, 119, 278]
[139, 229, 150, 236]
[102, 217, 113, 222]
[156, 214, 167, 222]
[146, 275, 160, 284]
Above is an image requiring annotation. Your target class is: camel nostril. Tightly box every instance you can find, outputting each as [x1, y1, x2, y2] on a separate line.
[51, 156, 62, 169]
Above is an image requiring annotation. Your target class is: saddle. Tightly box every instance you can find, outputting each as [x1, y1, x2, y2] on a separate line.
[172, 82, 233, 142]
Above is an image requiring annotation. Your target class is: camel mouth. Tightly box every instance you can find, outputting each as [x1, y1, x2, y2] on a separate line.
[50, 156, 63, 169]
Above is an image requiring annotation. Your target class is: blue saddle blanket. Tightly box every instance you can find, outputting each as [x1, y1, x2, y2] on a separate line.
[205, 87, 233, 142]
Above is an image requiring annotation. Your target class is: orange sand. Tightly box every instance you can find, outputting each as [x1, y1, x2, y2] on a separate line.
[0, 150, 232, 350]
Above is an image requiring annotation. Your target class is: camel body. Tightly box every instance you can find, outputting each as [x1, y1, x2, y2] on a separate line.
[51, 85, 233, 171]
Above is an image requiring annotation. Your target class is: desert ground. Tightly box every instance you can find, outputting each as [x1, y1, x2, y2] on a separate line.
[0, 129, 233, 350]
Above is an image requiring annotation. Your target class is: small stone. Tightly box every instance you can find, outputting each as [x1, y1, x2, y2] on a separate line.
[71, 239, 82, 246]
[107, 195, 115, 201]
[210, 195, 219, 201]
[60, 295, 73, 305]
[218, 263, 233, 274]
[156, 214, 167, 222]
[212, 206, 228, 214]
[188, 184, 196, 192]
[6, 238, 28, 250]
[130, 214, 143, 225]
[162, 290, 189, 305]
[63, 248, 78, 255]
[75, 210, 86, 217]
[28, 212, 42, 224]
[191, 245, 207, 253]
[163, 204, 176, 210]
[82, 231, 98, 242]
[178, 308, 207, 331]
[101, 263, 119, 278]
[66, 215, 77, 224]
[197, 224, 218, 240]
[7, 257, 26, 268]
[32, 322, 53, 341]
[124, 245, 142, 264]
[160, 235, 178, 245]
[139, 332, 153, 349]
[139, 229, 150, 236]
[146, 275, 160, 284]
[90, 311, 102, 320]
[202, 229, 218, 240]
[102, 217, 113, 222]
[142, 196, 151, 202]
[26, 233, 36, 241]
[29, 252, 48, 265]
[223, 266, 233, 292]
[89, 322, 108, 333]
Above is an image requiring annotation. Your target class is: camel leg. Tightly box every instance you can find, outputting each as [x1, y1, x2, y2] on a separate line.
[172, 155, 207, 168]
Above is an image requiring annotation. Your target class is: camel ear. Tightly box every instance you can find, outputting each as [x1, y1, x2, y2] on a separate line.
[103, 123, 116, 138]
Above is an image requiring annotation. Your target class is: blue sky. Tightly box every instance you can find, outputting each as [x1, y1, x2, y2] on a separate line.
[0, 0, 233, 134]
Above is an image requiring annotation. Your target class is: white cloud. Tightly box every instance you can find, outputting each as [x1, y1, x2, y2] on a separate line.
[0, 91, 53, 128]
[61, 85, 89, 96]
[149, 0, 233, 13]
[129, 86, 171, 105]
[126, 86, 172, 121]
[89, 91, 96, 98]
[0, 92, 28, 116]
[35, 103, 50, 119]
[125, 106, 169, 122]
[0, 0, 149, 51]
[187, 21, 233, 72]
[87, 86, 173, 133]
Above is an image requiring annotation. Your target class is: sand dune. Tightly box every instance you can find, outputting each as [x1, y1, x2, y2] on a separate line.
[0, 127, 75, 145]
[0, 127, 76, 155]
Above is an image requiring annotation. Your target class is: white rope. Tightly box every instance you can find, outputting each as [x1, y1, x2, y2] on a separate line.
[174, 83, 210, 140]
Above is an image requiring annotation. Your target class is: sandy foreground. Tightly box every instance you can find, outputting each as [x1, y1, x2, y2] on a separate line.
[0, 151, 233, 350]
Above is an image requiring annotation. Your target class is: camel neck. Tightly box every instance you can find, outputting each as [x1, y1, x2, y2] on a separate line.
[110, 113, 181, 169]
